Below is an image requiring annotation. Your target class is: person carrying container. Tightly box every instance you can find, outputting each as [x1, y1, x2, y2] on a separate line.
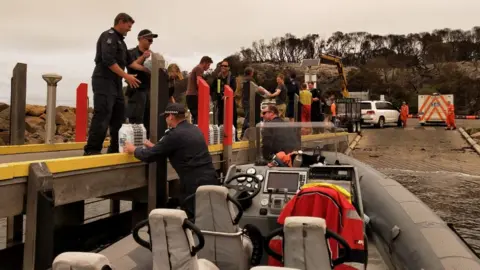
[400, 101, 409, 128]
[123, 103, 219, 214]
[446, 101, 457, 130]
[125, 29, 157, 134]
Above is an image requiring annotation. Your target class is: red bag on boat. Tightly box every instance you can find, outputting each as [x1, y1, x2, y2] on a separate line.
[268, 185, 366, 269]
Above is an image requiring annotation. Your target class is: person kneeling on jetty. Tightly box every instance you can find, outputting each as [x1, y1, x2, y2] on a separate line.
[123, 103, 219, 214]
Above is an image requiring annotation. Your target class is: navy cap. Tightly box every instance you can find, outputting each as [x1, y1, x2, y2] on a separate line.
[160, 103, 186, 116]
[138, 29, 158, 38]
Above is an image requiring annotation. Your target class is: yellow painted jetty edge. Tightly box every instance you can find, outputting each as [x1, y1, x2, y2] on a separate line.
[0, 132, 347, 181]
[0, 142, 111, 155]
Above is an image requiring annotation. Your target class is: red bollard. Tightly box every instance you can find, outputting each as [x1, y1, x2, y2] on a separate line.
[197, 77, 210, 144]
[75, 83, 88, 142]
[223, 85, 234, 146]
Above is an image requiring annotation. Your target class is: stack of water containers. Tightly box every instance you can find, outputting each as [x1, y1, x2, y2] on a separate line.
[195, 124, 236, 145]
[118, 123, 147, 153]
[219, 125, 236, 144]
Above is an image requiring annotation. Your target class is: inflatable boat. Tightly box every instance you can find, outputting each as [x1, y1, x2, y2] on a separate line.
[50, 148, 480, 270]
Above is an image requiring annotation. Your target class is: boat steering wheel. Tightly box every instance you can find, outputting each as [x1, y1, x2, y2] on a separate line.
[223, 173, 261, 201]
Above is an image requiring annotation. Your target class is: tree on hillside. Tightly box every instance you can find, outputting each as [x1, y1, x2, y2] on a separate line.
[230, 26, 480, 114]
[237, 26, 480, 68]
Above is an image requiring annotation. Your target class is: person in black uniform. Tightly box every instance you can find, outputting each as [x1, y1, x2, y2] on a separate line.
[123, 103, 219, 213]
[84, 13, 149, 156]
[210, 60, 238, 140]
[285, 73, 299, 121]
[125, 29, 158, 135]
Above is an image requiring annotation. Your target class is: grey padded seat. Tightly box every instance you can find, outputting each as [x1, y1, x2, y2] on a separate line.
[149, 209, 219, 270]
[283, 216, 332, 270]
[194, 185, 253, 270]
[52, 252, 113, 270]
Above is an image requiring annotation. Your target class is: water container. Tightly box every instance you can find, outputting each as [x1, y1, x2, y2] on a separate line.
[208, 125, 220, 145]
[119, 124, 147, 153]
[209, 125, 215, 145]
[219, 125, 236, 143]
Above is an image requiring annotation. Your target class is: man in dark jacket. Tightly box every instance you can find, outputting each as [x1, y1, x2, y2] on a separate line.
[84, 13, 148, 156]
[125, 29, 157, 135]
[123, 103, 219, 213]
[261, 105, 299, 160]
[240, 67, 270, 138]
[285, 73, 299, 121]
[210, 60, 238, 140]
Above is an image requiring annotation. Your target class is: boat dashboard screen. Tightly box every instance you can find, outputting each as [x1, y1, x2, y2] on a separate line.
[265, 171, 300, 193]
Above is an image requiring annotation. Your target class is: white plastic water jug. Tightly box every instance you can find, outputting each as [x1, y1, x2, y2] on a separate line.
[219, 125, 236, 143]
[119, 124, 147, 153]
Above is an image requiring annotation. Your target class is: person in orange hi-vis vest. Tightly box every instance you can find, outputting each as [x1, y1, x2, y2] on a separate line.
[330, 99, 337, 126]
[400, 101, 409, 128]
[446, 101, 456, 130]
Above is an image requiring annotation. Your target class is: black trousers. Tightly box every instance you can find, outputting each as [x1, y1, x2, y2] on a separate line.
[126, 89, 150, 136]
[186, 95, 198, 124]
[84, 77, 125, 154]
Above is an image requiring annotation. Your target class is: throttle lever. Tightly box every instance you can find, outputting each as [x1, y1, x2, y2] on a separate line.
[282, 188, 289, 202]
[267, 188, 274, 207]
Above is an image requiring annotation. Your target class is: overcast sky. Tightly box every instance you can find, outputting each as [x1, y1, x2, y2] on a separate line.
[0, 0, 479, 106]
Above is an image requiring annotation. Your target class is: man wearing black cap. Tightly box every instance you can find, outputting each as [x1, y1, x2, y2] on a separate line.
[125, 29, 158, 134]
[84, 13, 150, 156]
[123, 103, 219, 212]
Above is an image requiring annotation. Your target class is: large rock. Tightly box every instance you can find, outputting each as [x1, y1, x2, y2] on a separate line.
[0, 108, 10, 121]
[0, 103, 8, 113]
[0, 132, 8, 144]
[25, 116, 45, 133]
[0, 118, 8, 131]
[57, 124, 72, 135]
[56, 106, 76, 127]
[26, 104, 46, 116]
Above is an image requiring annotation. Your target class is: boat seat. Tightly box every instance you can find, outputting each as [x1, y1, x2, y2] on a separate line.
[194, 185, 260, 270]
[52, 252, 112, 270]
[283, 216, 332, 270]
[149, 209, 219, 270]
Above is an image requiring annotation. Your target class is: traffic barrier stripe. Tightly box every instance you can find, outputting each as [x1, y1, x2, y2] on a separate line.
[0, 132, 347, 181]
[408, 115, 478, 119]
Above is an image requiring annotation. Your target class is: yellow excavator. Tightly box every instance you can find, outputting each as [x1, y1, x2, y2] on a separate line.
[301, 55, 362, 134]
[301, 54, 350, 98]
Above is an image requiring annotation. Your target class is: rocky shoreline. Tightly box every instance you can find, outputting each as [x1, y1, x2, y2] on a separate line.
[0, 102, 93, 145]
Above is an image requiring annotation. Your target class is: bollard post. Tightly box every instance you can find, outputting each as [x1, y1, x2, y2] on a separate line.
[197, 78, 210, 144]
[42, 73, 62, 144]
[223, 85, 234, 172]
[147, 53, 169, 213]
[7, 63, 27, 247]
[10, 63, 27, 145]
[75, 83, 88, 142]
[248, 81, 257, 162]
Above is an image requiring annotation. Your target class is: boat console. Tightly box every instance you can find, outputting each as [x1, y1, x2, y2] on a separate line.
[224, 163, 363, 238]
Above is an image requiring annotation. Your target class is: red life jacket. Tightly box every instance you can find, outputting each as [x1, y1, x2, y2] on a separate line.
[268, 186, 366, 270]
